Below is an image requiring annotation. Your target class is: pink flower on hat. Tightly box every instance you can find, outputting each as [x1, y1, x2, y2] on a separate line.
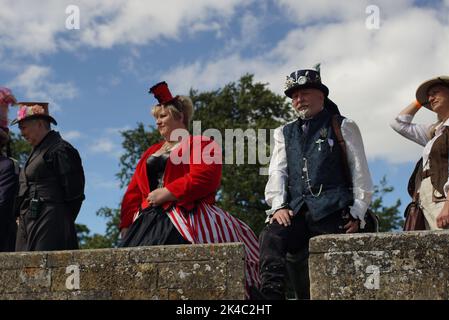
[17, 104, 46, 121]
[17, 106, 28, 120]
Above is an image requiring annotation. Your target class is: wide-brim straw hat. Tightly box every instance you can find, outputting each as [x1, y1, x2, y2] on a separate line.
[416, 76, 449, 109]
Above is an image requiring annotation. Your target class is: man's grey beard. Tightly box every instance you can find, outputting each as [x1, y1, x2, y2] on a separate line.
[297, 108, 309, 120]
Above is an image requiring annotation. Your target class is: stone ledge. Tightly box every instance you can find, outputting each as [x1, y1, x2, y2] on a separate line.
[0, 243, 245, 300]
[309, 230, 449, 300]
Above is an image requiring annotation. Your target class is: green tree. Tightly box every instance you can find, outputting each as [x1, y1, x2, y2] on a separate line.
[370, 176, 404, 232]
[76, 207, 122, 249]
[9, 131, 31, 165]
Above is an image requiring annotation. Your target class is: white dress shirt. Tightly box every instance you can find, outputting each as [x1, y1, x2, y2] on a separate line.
[390, 114, 449, 197]
[265, 118, 374, 227]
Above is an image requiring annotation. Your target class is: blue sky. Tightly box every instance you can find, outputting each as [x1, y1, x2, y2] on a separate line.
[1, 0, 448, 233]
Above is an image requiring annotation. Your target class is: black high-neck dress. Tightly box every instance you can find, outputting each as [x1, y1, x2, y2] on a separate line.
[119, 152, 189, 247]
[0, 155, 19, 252]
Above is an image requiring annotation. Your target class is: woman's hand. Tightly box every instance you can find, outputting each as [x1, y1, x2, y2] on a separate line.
[147, 187, 177, 207]
[436, 202, 449, 229]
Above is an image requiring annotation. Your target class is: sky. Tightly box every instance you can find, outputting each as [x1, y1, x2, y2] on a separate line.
[1, 0, 448, 234]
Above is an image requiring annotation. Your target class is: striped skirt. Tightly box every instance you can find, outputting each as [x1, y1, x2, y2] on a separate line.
[166, 202, 260, 298]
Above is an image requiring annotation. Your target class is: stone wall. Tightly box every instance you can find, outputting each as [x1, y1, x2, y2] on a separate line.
[309, 230, 449, 300]
[0, 243, 245, 300]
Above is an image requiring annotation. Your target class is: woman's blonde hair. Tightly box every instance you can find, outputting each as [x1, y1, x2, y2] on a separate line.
[151, 95, 194, 129]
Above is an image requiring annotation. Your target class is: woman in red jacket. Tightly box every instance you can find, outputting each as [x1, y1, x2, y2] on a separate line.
[119, 82, 259, 296]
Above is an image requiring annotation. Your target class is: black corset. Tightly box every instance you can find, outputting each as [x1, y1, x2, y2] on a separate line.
[146, 153, 169, 190]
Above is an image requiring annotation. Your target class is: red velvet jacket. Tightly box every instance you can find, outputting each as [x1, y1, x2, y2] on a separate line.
[119, 136, 222, 229]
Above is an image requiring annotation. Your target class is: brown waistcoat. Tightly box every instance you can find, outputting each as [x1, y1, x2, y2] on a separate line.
[411, 127, 449, 201]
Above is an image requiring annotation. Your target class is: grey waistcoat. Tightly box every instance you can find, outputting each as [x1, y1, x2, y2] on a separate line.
[283, 109, 354, 221]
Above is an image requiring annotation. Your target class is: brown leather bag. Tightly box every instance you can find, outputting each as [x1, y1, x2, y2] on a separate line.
[403, 158, 426, 231]
[403, 200, 426, 231]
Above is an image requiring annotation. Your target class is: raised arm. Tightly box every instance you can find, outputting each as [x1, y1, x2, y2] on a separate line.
[390, 101, 432, 146]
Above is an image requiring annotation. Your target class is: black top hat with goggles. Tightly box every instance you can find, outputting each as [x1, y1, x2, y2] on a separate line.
[284, 66, 340, 115]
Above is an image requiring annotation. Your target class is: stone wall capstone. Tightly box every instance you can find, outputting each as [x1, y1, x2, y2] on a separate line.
[0, 243, 245, 300]
[309, 230, 449, 300]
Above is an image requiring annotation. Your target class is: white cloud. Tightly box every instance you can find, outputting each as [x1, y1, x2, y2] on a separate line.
[105, 126, 132, 135]
[86, 172, 120, 190]
[7, 64, 78, 111]
[87, 127, 131, 158]
[96, 74, 122, 94]
[0, 0, 254, 56]
[275, 0, 415, 24]
[163, 3, 449, 165]
[61, 130, 83, 141]
[89, 138, 116, 153]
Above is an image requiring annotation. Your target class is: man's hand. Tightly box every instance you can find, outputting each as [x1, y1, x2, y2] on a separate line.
[436, 202, 449, 229]
[270, 208, 294, 227]
[344, 219, 359, 233]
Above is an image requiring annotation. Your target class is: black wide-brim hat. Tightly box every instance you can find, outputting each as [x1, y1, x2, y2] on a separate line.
[415, 75, 449, 109]
[11, 102, 57, 125]
[284, 69, 329, 98]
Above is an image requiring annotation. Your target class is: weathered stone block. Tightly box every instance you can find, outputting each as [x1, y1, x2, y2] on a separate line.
[0, 252, 47, 270]
[158, 261, 227, 289]
[111, 289, 168, 300]
[0, 243, 246, 300]
[310, 230, 449, 300]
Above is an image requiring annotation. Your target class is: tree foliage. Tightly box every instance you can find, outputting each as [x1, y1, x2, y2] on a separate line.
[76, 207, 122, 249]
[369, 176, 404, 232]
[9, 131, 31, 166]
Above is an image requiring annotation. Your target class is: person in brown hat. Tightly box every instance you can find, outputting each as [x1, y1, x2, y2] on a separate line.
[391, 76, 449, 230]
[12, 102, 85, 251]
[256, 67, 373, 300]
[0, 87, 19, 252]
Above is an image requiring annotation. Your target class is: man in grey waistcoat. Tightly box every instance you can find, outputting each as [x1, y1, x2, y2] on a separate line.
[257, 67, 373, 299]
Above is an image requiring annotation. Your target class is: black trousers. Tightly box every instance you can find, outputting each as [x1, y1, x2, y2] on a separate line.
[16, 202, 79, 252]
[258, 207, 350, 300]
